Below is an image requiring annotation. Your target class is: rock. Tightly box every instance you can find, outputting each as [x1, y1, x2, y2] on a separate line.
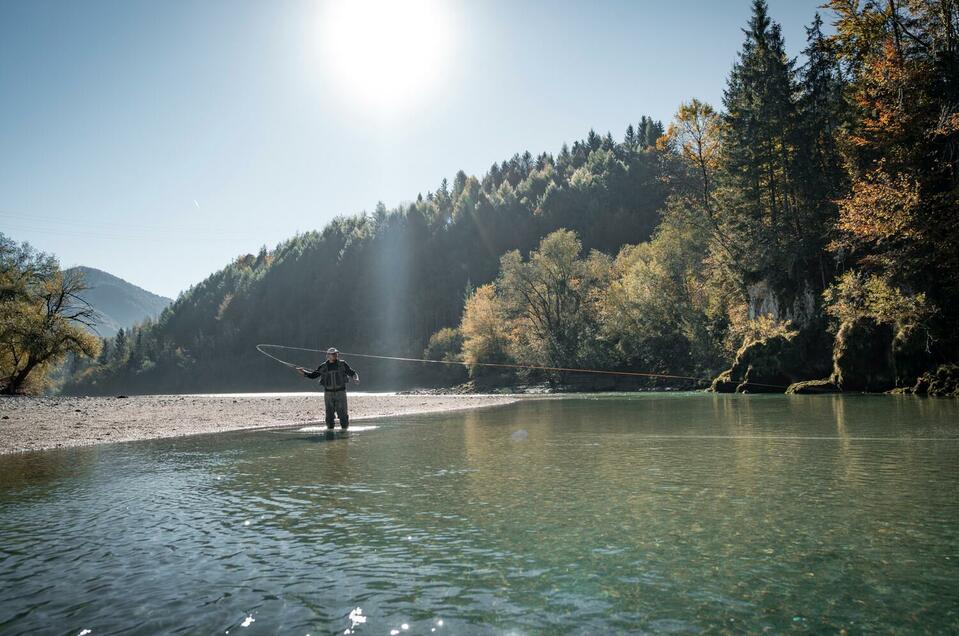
[831, 318, 896, 392]
[786, 379, 841, 394]
[117, 395, 129, 399]
[891, 324, 931, 387]
[710, 328, 829, 394]
[709, 370, 738, 393]
[910, 364, 959, 397]
[787, 319, 931, 394]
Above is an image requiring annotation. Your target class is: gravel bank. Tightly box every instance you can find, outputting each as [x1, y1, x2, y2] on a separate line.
[0, 392, 518, 454]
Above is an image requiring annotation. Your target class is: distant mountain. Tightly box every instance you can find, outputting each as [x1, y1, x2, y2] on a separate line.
[67, 266, 172, 338]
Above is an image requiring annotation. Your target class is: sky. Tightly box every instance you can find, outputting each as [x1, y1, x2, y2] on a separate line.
[1, 0, 830, 299]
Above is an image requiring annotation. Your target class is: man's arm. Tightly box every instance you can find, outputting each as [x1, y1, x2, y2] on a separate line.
[298, 363, 324, 379]
[344, 361, 359, 383]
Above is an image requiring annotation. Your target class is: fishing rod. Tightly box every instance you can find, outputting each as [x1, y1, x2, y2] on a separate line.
[255, 343, 782, 388]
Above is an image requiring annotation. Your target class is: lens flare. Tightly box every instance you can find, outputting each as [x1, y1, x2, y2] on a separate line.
[319, 0, 455, 118]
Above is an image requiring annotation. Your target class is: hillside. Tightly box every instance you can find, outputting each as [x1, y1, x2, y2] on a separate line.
[61, 2, 959, 398]
[67, 266, 172, 337]
[62, 121, 671, 394]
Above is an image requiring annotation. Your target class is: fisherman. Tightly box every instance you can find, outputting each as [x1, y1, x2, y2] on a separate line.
[296, 347, 359, 429]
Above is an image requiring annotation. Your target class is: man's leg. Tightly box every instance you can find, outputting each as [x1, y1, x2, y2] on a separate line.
[336, 391, 349, 429]
[324, 391, 336, 429]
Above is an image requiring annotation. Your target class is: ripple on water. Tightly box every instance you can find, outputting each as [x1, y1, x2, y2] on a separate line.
[0, 395, 958, 633]
[293, 424, 379, 433]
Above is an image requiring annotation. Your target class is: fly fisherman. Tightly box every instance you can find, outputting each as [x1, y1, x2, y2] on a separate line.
[296, 347, 359, 429]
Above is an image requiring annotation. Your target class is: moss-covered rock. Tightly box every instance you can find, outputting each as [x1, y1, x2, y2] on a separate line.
[891, 324, 931, 387]
[785, 379, 841, 394]
[831, 318, 896, 392]
[709, 370, 738, 393]
[911, 364, 959, 397]
[710, 329, 830, 393]
[787, 320, 934, 394]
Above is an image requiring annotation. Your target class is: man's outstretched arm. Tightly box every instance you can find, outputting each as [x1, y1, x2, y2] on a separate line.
[296, 364, 324, 379]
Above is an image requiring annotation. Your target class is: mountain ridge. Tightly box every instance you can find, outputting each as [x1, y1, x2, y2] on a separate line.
[67, 266, 172, 338]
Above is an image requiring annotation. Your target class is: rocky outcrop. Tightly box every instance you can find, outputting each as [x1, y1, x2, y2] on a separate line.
[891, 324, 931, 387]
[747, 280, 818, 328]
[784, 318, 935, 394]
[710, 329, 830, 393]
[908, 364, 959, 397]
[709, 370, 740, 393]
[830, 318, 897, 391]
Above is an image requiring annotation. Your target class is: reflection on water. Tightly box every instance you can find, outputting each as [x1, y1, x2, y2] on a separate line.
[1, 394, 958, 634]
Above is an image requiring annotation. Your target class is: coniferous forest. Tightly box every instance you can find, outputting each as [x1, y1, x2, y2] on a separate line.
[55, 1, 959, 397]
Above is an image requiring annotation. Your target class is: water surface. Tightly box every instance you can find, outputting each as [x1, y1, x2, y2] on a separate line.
[1, 394, 958, 634]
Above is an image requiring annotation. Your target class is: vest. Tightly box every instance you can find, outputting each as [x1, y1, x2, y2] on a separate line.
[322, 362, 347, 391]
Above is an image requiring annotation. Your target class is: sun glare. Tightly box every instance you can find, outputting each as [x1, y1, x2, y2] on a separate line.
[319, 0, 454, 118]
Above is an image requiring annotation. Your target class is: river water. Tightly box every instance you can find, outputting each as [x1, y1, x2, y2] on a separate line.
[1, 394, 958, 634]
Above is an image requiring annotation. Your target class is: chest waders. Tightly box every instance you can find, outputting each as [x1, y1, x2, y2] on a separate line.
[322, 363, 349, 429]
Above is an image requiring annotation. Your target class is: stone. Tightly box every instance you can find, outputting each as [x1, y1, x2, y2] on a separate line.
[831, 318, 896, 392]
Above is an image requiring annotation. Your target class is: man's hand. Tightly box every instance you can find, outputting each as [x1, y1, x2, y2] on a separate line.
[295, 366, 307, 376]
[353, 376, 360, 385]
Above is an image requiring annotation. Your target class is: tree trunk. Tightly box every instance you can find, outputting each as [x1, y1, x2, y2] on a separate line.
[3, 362, 36, 395]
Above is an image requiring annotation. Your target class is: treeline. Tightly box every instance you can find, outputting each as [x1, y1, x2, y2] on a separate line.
[64, 0, 958, 396]
[63, 120, 671, 393]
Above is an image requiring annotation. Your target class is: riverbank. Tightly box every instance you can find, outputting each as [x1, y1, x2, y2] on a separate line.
[0, 393, 518, 454]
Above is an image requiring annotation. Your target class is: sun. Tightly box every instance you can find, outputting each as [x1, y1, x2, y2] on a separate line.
[319, 0, 455, 118]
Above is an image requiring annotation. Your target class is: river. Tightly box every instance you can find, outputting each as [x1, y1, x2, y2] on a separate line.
[1, 393, 957, 633]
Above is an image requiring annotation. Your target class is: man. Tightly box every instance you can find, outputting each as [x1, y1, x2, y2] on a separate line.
[296, 347, 359, 429]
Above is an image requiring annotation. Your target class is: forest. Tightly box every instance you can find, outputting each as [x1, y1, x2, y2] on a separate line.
[10, 0, 954, 397]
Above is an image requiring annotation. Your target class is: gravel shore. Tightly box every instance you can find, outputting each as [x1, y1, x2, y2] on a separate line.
[0, 392, 518, 454]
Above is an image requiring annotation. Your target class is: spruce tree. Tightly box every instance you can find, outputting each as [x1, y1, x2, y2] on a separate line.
[624, 124, 637, 149]
[720, 0, 803, 291]
[795, 12, 847, 288]
[638, 116, 649, 147]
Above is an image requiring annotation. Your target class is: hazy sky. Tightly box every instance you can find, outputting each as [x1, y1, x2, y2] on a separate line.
[2, 0, 829, 299]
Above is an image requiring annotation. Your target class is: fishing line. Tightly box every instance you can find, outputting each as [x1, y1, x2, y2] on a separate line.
[256, 343, 790, 388]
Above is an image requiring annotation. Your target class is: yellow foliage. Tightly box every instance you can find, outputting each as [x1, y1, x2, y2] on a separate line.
[667, 99, 721, 176]
[728, 314, 797, 349]
[834, 167, 921, 248]
[1, 239, 102, 393]
[459, 284, 510, 371]
[824, 271, 933, 328]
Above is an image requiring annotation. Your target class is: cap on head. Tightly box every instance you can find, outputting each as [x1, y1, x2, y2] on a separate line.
[327, 347, 339, 355]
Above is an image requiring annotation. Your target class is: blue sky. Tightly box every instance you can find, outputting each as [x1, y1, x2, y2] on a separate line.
[1, 0, 829, 299]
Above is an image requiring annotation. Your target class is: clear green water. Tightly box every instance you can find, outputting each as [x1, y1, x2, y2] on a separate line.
[2, 394, 959, 634]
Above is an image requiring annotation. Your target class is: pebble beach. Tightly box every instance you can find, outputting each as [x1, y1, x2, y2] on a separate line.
[0, 392, 517, 454]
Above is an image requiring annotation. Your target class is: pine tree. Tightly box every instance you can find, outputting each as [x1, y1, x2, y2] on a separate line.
[795, 12, 848, 288]
[720, 0, 803, 289]
[643, 119, 664, 148]
[452, 170, 468, 200]
[586, 129, 601, 152]
[638, 116, 649, 148]
[112, 328, 129, 366]
[624, 124, 637, 149]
